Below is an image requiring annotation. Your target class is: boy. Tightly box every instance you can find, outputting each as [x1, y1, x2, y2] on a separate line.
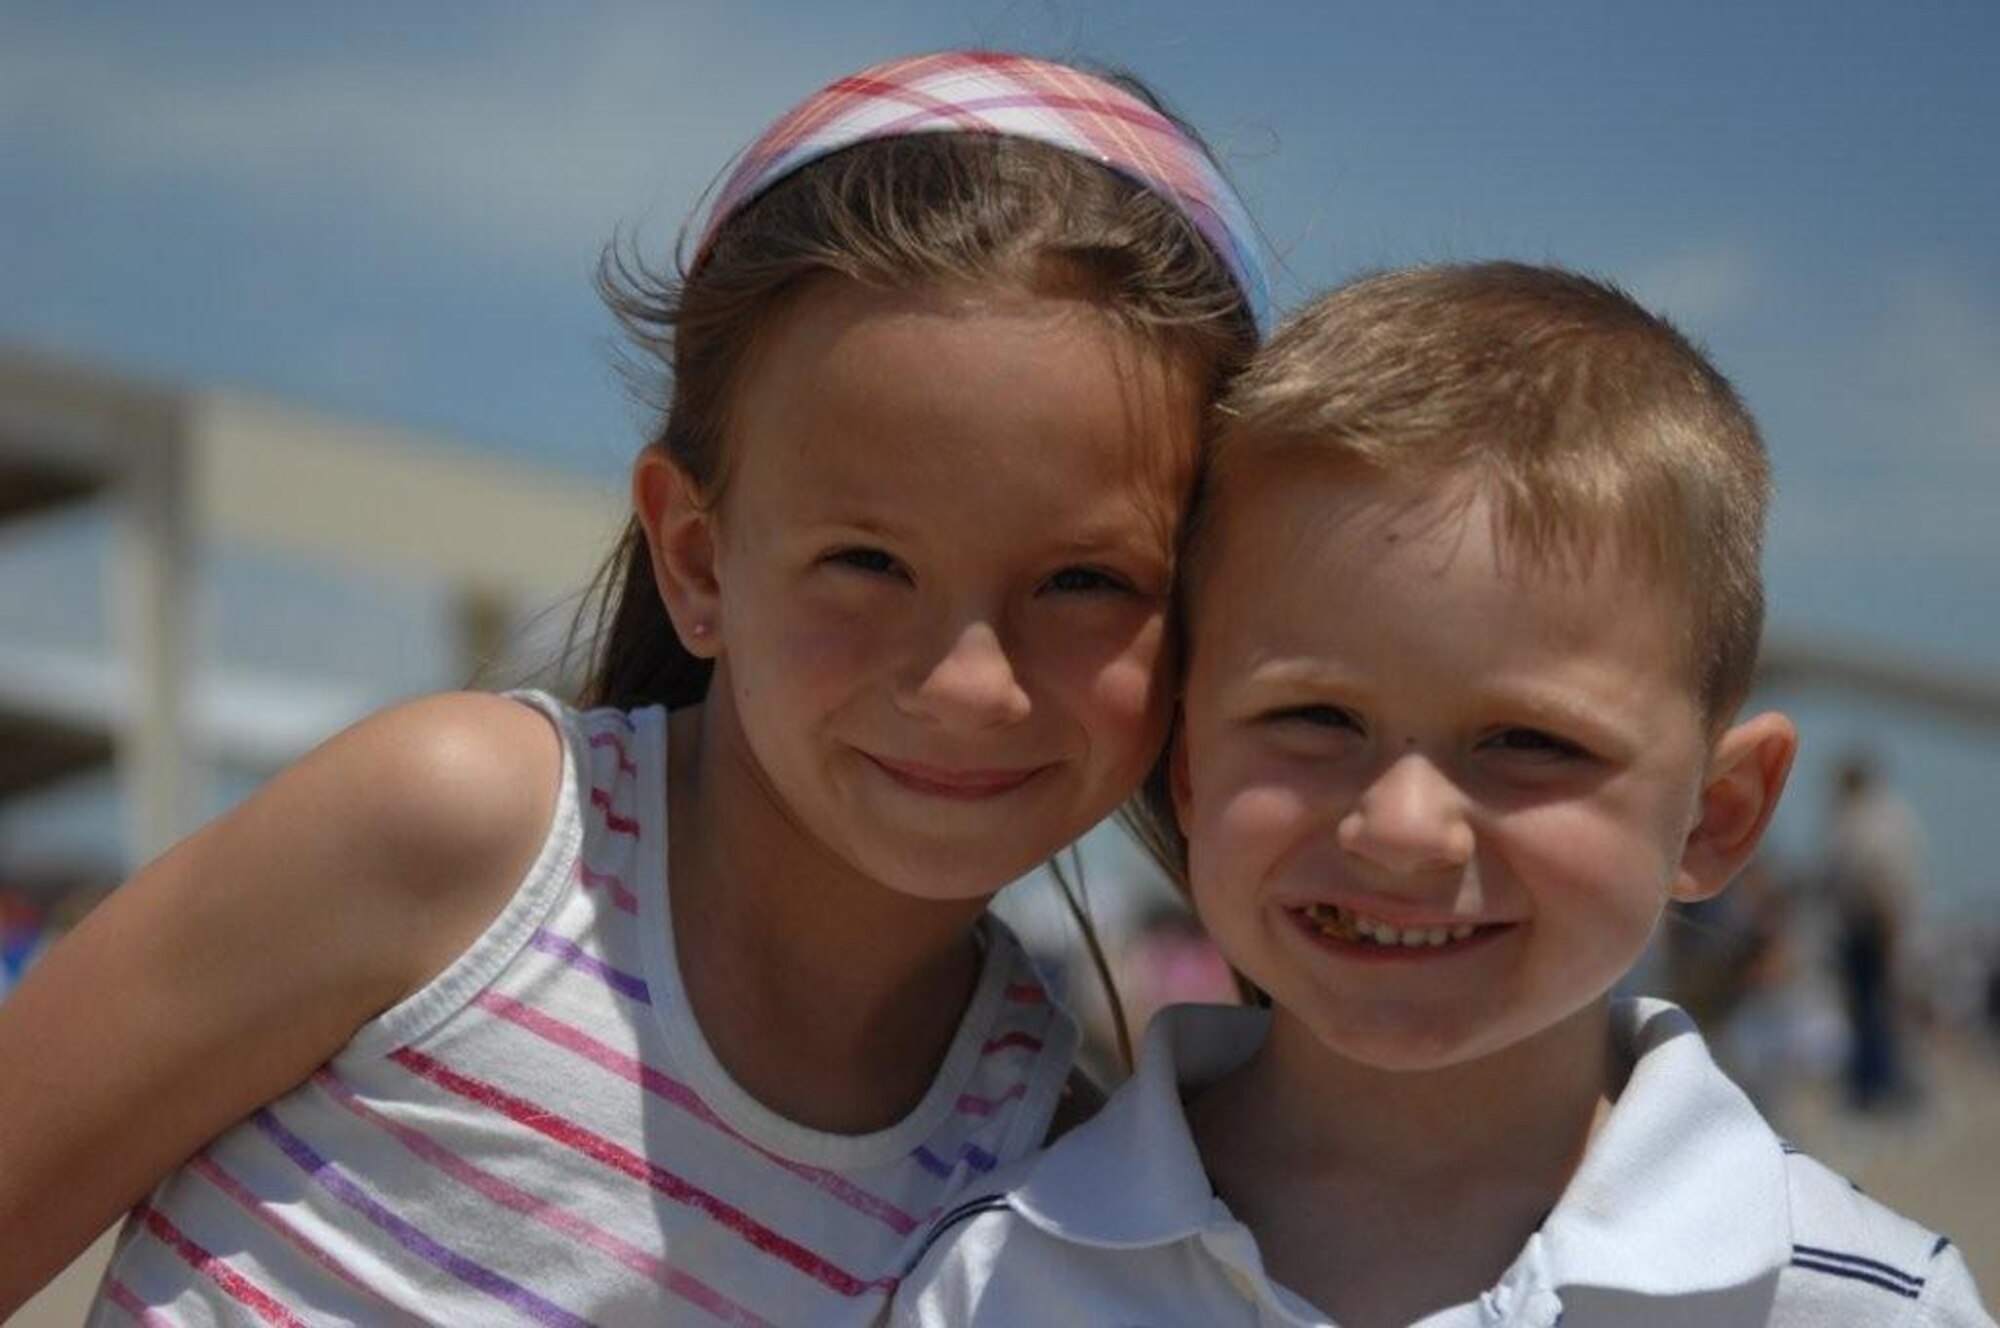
[892, 264, 1992, 1325]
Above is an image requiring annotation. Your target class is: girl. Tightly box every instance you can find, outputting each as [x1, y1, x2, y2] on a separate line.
[0, 52, 1265, 1325]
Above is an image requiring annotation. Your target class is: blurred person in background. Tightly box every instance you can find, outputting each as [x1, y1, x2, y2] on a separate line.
[1825, 749, 1928, 1112]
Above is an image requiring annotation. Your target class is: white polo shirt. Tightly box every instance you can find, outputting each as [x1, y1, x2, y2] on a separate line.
[892, 999, 1993, 1326]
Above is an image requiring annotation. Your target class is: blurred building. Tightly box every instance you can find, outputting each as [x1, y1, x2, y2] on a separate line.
[0, 345, 622, 883]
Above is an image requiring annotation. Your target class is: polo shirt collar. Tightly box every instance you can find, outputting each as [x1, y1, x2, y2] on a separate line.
[1006, 998, 1794, 1307]
[1010, 1002, 1269, 1248]
[1523, 997, 1793, 1296]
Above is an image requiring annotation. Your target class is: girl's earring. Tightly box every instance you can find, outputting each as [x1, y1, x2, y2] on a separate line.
[687, 620, 716, 655]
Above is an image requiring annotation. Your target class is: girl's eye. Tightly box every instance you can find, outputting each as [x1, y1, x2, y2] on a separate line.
[1043, 565, 1131, 595]
[1486, 727, 1588, 761]
[824, 547, 905, 579]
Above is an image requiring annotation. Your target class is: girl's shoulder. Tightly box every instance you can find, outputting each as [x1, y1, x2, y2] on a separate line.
[309, 691, 566, 982]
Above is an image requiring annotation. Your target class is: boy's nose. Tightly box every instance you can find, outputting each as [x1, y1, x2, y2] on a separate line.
[1335, 752, 1474, 876]
[897, 620, 1033, 730]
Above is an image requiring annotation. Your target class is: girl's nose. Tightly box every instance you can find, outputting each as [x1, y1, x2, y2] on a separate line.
[897, 620, 1033, 730]
[1335, 752, 1474, 876]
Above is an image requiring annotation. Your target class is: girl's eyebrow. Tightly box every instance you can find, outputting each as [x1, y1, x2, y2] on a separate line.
[1051, 524, 1177, 558]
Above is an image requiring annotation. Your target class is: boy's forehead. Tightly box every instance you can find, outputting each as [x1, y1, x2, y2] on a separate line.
[1187, 457, 1705, 689]
[1200, 451, 1673, 583]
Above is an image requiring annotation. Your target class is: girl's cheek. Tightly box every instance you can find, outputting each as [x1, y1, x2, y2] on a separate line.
[1084, 615, 1174, 729]
[778, 600, 885, 675]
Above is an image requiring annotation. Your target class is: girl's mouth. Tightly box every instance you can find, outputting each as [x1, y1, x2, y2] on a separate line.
[1294, 902, 1498, 952]
[866, 754, 1044, 800]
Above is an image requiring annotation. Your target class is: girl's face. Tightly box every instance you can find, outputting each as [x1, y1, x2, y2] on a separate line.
[701, 277, 1203, 901]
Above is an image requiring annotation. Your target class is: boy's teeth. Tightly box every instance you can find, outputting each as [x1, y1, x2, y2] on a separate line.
[1305, 904, 1478, 948]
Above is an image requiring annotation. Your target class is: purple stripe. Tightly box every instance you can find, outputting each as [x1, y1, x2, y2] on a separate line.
[911, 1142, 999, 1178]
[530, 928, 651, 1004]
[252, 1110, 592, 1328]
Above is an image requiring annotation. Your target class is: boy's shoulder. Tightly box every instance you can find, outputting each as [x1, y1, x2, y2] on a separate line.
[1568, 1000, 1989, 1325]
[1773, 1147, 1993, 1325]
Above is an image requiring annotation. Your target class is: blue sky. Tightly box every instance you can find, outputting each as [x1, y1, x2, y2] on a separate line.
[3, 2, 1997, 913]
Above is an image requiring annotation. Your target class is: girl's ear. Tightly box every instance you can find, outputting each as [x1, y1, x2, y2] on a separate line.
[1672, 711, 1799, 902]
[633, 450, 723, 659]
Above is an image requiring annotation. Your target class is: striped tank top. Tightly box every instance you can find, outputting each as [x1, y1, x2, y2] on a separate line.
[92, 692, 1078, 1326]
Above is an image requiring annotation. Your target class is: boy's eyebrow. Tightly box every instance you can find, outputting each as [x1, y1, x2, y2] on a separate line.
[1221, 657, 1369, 696]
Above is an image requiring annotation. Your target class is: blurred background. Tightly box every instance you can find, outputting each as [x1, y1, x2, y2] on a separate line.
[5, 1, 1997, 1317]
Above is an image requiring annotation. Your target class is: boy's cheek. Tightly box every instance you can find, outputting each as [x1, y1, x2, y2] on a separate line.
[1204, 774, 1329, 854]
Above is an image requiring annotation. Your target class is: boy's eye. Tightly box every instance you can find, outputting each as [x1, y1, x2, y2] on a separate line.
[824, 546, 906, 579]
[1042, 565, 1132, 595]
[1266, 704, 1362, 733]
[1485, 727, 1588, 760]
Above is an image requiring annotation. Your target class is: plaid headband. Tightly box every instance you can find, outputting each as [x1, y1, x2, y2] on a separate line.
[694, 51, 1270, 332]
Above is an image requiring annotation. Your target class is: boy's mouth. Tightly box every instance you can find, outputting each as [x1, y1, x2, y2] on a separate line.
[1298, 902, 1481, 949]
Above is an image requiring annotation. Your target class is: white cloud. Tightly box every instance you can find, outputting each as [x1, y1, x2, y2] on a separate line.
[1872, 267, 2000, 465]
[0, 7, 864, 268]
[1769, 266, 2000, 568]
[1625, 245, 1757, 331]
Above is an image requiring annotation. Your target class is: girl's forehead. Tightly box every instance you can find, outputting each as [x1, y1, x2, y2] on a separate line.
[744, 279, 1200, 441]
[719, 278, 1203, 530]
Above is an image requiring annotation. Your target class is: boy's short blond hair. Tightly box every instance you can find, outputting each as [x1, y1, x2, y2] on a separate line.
[1194, 261, 1770, 724]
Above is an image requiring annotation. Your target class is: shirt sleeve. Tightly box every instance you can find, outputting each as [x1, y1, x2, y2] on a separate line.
[1916, 1242, 1998, 1328]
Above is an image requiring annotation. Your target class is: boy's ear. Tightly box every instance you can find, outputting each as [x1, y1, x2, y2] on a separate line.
[1672, 711, 1798, 902]
[632, 450, 723, 659]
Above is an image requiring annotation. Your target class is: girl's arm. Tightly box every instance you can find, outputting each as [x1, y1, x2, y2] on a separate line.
[0, 692, 561, 1315]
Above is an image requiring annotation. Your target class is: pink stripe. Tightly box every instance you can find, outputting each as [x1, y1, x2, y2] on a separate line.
[186, 1153, 380, 1305]
[99, 1276, 174, 1326]
[136, 1204, 308, 1328]
[1003, 982, 1046, 1004]
[575, 862, 638, 914]
[390, 1048, 893, 1298]
[955, 1081, 1029, 1117]
[981, 1030, 1044, 1055]
[474, 990, 918, 1234]
[589, 787, 640, 837]
[314, 1071, 774, 1328]
[587, 731, 639, 775]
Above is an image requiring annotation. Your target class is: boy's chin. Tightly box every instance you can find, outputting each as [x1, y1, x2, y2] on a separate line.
[1287, 993, 1618, 1079]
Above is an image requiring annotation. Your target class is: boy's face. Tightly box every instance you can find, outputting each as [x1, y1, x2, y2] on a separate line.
[1174, 466, 1781, 1073]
